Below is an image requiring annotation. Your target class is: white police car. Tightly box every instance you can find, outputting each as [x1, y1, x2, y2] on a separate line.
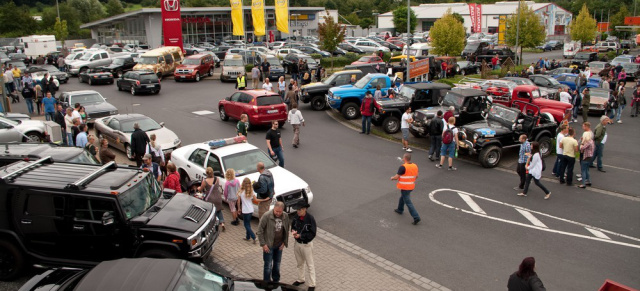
[170, 137, 313, 216]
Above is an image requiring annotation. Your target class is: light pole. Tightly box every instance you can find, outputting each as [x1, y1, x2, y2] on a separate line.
[515, 0, 521, 65]
[56, 0, 60, 20]
[406, 0, 410, 81]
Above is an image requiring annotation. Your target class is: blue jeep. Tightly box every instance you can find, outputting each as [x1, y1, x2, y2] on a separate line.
[326, 73, 392, 119]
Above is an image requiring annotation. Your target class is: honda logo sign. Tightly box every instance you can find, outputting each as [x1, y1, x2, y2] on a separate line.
[164, 0, 179, 12]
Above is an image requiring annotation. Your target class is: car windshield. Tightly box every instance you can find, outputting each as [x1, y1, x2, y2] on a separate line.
[80, 53, 93, 61]
[442, 92, 464, 108]
[121, 117, 162, 132]
[72, 93, 105, 104]
[302, 57, 316, 64]
[183, 58, 201, 65]
[398, 86, 415, 100]
[224, 59, 243, 66]
[489, 106, 519, 123]
[222, 149, 277, 176]
[112, 58, 126, 65]
[509, 78, 533, 85]
[67, 150, 101, 164]
[354, 75, 372, 89]
[464, 43, 480, 51]
[139, 56, 158, 64]
[41, 65, 60, 72]
[548, 78, 561, 85]
[117, 174, 162, 219]
[357, 57, 372, 62]
[175, 262, 226, 291]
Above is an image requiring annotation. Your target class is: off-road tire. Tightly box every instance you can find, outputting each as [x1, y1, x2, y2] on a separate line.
[341, 102, 359, 120]
[479, 145, 502, 168]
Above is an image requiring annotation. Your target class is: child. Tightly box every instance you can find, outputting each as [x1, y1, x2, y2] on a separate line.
[224, 169, 240, 226]
[237, 178, 257, 243]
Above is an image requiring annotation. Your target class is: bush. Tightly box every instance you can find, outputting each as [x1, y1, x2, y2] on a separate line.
[310, 53, 323, 59]
[245, 64, 253, 73]
[606, 51, 617, 60]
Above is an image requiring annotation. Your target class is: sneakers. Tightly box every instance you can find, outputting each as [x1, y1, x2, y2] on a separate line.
[428, 155, 434, 161]
[412, 218, 421, 225]
[544, 193, 551, 200]
[517, 193, 527, 197]
[448, 166, 457, 171]
[402, 147, 407, 151]
[617, 120, 622, 124]
[405, 148, 413, 152]
[394, 209, 403, 215]
[435, 164, 443, 169]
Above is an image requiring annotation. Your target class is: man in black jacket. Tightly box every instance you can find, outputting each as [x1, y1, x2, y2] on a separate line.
[290, 203, 316, 291]
[53, 104, 67, 145]
[130, 122, 150, 167]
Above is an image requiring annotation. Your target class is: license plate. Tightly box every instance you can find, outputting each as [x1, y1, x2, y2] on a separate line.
[267, 110, 278, 114]
[145, 85, 154, 88]
[101, 75, 107, 78]
[180, 76, 185, 78]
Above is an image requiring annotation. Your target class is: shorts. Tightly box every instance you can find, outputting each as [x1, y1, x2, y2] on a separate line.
[228, 199, 237, 213]
[401, 128, 409, 140]
[440, 142, 456, 158]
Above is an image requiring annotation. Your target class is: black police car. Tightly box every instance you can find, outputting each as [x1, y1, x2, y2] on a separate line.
[0, 158, 218, 280]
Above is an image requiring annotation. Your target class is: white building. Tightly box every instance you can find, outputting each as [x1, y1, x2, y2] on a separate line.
[377, 2, 572, 38]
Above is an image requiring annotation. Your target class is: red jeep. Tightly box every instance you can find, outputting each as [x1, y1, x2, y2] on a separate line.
[489, 85, 572, 123]
[174, 54, 215, 82]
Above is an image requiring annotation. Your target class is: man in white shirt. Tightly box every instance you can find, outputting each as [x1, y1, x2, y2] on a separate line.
[288, 103, 305, 148]
[583, 67, 591, 78]
[559, 88, 572, 104]
[552, 124, 568, 177]
[262, 78, 273, 92]
[72, 103, 83, 123]
[401, 107, 413, 152]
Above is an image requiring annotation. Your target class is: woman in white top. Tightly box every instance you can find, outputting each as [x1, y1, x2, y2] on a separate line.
[518, 142, 551, 199]
[277, 76, 286, 98]
[149, 134, 165, 177]
[262, 78, 273, 92]
[237, 177, 257, 243]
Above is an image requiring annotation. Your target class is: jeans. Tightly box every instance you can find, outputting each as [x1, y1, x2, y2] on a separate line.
[440, 71, 447, 79]
[242, 213, 256, 240]
[13, 79, 20, 91]
[589, 142, 604, 169]
[66, 132, 74, 146]
[272, 146, 284, 168]
[558, 155, 575, 185]
[24, 98, 34, 114]
[45, 112, 55, 121]
[616, 104, 625, 121]
[580, 158, 593, 186]
[61, 128, 67, 145]
[516, 162, 527, 189]
[361, 115, 372, 134]
[572, 103, 580, 120]
[397, 190, 420, 221]
[633, 101, 640, 116]
[429, 135, 442, 158]
[215, 210, 224, 223]
[523, 174, 550, 195]
[552, 155, 562, 177]
[263, 246, 283, 282]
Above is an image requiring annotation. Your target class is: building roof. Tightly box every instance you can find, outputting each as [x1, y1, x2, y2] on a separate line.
[81, 6, 326, 29]
[379, 1, 570, 18]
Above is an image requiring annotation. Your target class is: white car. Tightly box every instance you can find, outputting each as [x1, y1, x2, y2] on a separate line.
[353, 40, 390, 53]
[171, 140, 313, 217]
[0, 116, 47, 143]
[275, 48, 303, 59]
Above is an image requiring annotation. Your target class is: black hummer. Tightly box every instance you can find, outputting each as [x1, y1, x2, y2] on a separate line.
[458, 101, 556, 168]
[0, 143, 100, 167]
[0, 158, 218, 280]
[300, 69, 365, 111]
[409, 88, 491, 138]
[372, 83, 451, 134]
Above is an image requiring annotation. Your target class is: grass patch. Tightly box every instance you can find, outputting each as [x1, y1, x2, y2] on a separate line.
[523, 48, 543, 53]
[125, 4, 144, 12]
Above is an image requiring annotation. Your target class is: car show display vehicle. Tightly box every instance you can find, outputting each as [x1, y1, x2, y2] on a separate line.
[300, 69, 365, 111]
[133, 46, 184, 79]
[528, 74, 570, 91]
[78, 68, 114, 85]
[58, 90, 118, 123]
[326, 73, 393, 120]
[583, 88, 609, 114]
[0, 143, 100, 166]
[98, 56, 137, 78]
[351, 56, 384, 66]
[0, 116, 48, 143]
[571, 52, 598, 69]
[220, 54, 245, 82]
[94, 114, 181, 160]
[458, 101, 556, 168]
[409, 88, 491, 138]
[551, 73, 600, 91]
[25, 65, 69, 83]
[0, 158, 218, 281]
[116, 70, 161, 95]
[174, 53, 215, 82]
[487, 85, 573, 123]
[68, 50, 116, 75]
[171, 137, 313, 217]
[373, 83, 451, 133]
[218, 90, 288, 127]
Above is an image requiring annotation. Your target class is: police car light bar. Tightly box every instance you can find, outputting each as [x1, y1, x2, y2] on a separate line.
[208, 136, 247, 148]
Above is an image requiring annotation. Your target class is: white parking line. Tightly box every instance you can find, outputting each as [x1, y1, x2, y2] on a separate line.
[516, 209, 548, 228]
[458, 193, 486, 214]
[193, 110, 215, 115]
[430, 189, 640, 249]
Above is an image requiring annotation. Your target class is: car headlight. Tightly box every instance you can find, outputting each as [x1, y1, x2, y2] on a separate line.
[174, 138, 181, 145]
[473, 133, 479, 143]
[305, 186, 311, 194]
[110, 110, 118, 115]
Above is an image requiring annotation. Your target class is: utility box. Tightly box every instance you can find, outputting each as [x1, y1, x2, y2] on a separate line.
[43, 121, 63, 144]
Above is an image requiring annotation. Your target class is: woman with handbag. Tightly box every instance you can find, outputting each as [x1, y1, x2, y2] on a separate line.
[237, 177, 257, 243]
[198, 167, 225, 231]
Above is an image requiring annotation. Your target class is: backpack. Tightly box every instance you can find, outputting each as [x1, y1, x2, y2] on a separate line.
[442, 124, 455, 144]
[429, 118, 443, 136]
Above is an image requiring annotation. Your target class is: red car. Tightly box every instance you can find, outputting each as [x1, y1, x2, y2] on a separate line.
[218, 90, 287, 127]
[174, 54, 215, 82]
[351, 56, 384, 65]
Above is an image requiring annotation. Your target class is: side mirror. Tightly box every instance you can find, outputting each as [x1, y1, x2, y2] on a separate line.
[330, 82, 336, 86]
[225, 96, 231, 101]
[366, 84, 372, 89]
[159, 122, 165, 127]
[102, 211, 114, 226]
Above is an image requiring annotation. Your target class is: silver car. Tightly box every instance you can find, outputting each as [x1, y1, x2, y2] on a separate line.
[0, 117, 47, 143]
[94, 114, 181, 160]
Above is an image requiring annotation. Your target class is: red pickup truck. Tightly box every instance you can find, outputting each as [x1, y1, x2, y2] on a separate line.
[488, 85, 572, 123]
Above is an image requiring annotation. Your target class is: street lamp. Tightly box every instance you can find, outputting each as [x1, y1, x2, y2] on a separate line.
[406, 0, 410, 81]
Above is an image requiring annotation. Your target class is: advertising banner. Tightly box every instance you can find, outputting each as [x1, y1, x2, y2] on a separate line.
[275, 0, 289, 34]
[230, 0, 244, 36]
[498, 15, 506, 45]
[409, 58, 429, 77]
[475, 4, 482, 34]
[161, 0, 184, 51]
[468, 3, 476, 32]
[251, 0, 266, 36]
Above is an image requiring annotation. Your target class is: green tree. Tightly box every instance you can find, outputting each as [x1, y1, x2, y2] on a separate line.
[505, 1, 546, 64]
[609, 5, 629, 38]
[341, 13, 360, 26]
[359, 18, 373, 30]
[68, 0, 105, 23]
[105, 0, 125, 16]
[392, 6, 417, 34]
[53, 17, 69, 47]
[41, 3, 84, 38]
[318, 15, 346, 69]
[452, 12, 464, 24]
[0, 2, 39, 37]
[430, 9, 466, 56]
[569, 4, 597, 46]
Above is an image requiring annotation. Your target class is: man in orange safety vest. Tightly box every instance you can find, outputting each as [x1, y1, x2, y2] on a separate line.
[391, 153, 421, 225]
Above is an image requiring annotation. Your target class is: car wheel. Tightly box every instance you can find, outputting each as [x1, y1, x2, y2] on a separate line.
[139, 248, 178, 259]
[131, 86, 136, 96]
[23, 132, 43, 143]
[219, 106, 229, 121]
[78, 75, 83, 83]
[195, 72, 200, 82]
[341, 102, 359, 120]
[382, 116, 400, 134]
[125, 144, 134, 160]
[209, 67, 214, 77]
[310, 95, 326, 111]
[0, 240, 26, 281]
[537, 136, 552, 157]
[479, 145, 502, 168]
[88, 78, 93, 85]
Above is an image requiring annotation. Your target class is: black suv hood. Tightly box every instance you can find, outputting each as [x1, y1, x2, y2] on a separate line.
[302, 82, 329, 92]
[145, 194, 214, 233]
[462, 120, 512, 137]
[84, 102, 117, 114]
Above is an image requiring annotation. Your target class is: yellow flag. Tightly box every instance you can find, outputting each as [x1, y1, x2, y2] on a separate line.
[251, 0, 265, 36]
[230, 0, 244, 36]
[275, 0, 289, 34]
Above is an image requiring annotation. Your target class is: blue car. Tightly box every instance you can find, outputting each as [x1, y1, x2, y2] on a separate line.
[551, 73, 600, 91]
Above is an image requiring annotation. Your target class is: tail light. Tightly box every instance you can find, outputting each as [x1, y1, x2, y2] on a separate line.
[136, 80, 140, 86]
[253, 105, 258, 113]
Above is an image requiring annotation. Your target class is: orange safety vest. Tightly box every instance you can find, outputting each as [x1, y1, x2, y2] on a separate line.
[397, 163, 418, 190]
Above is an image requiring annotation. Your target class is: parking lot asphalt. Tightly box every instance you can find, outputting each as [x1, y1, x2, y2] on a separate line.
[2, 60, 639, 290]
